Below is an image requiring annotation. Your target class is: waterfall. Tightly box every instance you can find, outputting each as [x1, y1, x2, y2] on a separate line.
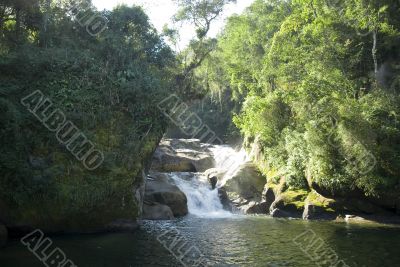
[169, 173, 232, 218]
[167, 144, 250, 218]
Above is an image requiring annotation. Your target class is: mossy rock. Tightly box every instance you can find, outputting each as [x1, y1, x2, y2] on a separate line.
[269, 189, 308, 218]
[281, 189, 309, 210]
[306, 191, 336, 209]
[265, 176, 288, 197]
[1, 127, 162, 234]
[303, 191, 337, 220]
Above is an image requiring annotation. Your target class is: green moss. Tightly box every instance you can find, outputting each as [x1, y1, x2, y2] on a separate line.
[3, 121, 162, 232]
[280, 189, 309, 209]
[306, 190, 336, 209]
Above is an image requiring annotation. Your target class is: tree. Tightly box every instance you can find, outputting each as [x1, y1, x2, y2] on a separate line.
[174, 0, 236, 39]
[172, 0, 236, 98]
[204, 0, 400, 198]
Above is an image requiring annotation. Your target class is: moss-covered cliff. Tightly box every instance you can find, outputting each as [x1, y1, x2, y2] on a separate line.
[0, 4, 176, 233]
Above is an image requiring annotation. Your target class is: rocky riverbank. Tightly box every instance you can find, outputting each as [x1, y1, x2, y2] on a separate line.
[148, 138, 400, 225]
[230, 136, 400, 225]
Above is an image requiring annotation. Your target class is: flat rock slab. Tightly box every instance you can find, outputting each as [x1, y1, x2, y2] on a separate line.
[151, 139, 215, 172]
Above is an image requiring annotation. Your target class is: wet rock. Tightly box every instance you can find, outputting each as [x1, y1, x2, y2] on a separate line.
[302, 191, 337, 220]
[107, 220, 138, 232]
[341, 214, 400, 225]
[269, 194, 304, 218]
[303, 203, 337, 220]
[270, 208, 292, 218]
[345, 214, 365, 222]
[205, 168, 228, 191]
[0, 224, 7, 248]
[218, 188, 233, 212]
[209, 176, 218, 190]
[144, 173, 188, 218]
[204, 168, 226, 183]
[151, 139, 215, 172]
[261, 185, 276, 212]
[246, 202, 270, 215]
[142, 203, 175, 220]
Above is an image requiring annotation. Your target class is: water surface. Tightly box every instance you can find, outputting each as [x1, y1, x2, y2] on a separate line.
[1, 216, 399, 266]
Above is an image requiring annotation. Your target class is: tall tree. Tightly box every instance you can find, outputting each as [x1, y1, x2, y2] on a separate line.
[172, 0, 236, 98]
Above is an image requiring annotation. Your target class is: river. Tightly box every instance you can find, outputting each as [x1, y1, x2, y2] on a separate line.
[1, 216, 400, 266]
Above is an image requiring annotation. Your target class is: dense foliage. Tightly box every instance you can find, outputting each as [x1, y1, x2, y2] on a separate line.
[0, 0, 176, 229]
[2, 0, 400, 228]
[204, 0, 400, 198]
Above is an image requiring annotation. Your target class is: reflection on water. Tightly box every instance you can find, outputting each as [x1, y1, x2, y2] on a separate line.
[1, 216, 400, 266]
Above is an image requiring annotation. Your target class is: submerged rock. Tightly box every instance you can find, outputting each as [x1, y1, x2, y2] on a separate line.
[144, 173, 188, 219]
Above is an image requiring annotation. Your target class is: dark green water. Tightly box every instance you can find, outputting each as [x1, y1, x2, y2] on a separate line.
[1, 216, 400, 267]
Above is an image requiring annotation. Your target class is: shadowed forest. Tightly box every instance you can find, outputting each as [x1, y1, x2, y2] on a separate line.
[1, 1, 400, 266]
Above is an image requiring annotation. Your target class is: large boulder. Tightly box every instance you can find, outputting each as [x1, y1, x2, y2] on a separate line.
[144, 173, 188, 218]
[142, 203, 174, 220]
[303, 191, 337, 220]
[245, 184, 278, 215]
[151, 139, 215, 172]
[257, 183, 280, 213]
[220, 163, 266, 214]
[269, 190, 308, 218]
